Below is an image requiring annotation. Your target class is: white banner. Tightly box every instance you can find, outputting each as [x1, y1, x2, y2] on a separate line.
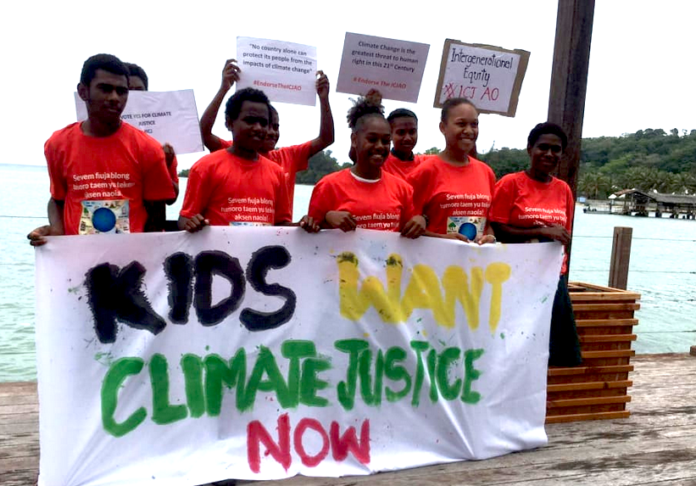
[337, 32, 430, 103]
[75, 90, 203, 154]
[236, 37, 318, 106]
[434, 40, 530, 117]
[35, 228, 561, 485]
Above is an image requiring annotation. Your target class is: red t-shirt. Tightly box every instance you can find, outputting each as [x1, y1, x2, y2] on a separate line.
[218, 139, 311, 210]
[168, 154, 179, 185]
[382, 153, 429, 180]
[489, 171, 575, 273]
[308, 169, 415, 232]
[407, 156, 496, 239]
[45, 122, 175, 235]
[180, 150, 291, 226]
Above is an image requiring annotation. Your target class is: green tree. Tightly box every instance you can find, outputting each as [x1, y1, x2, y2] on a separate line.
[295, 150, 345, 185]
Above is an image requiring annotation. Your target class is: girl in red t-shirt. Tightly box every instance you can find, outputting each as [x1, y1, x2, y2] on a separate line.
[304, 91, 425, 237]
[407, 98, 496, 244]
[489, 122, 581, 367]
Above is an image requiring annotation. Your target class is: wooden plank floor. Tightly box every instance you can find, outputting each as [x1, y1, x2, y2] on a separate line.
[2, 354, 695, 486]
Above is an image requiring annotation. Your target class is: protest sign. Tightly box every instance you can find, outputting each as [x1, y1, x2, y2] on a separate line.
[336, 32, 429, 103]
[236, 37, 318, 106]
[75, 90, 203, 154]
[434, 40, 530, 116]
[35, 228, 561, 485]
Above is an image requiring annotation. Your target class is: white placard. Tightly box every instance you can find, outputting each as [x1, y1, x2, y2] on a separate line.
[236, 37, 318, 106]
[434, 40, 530, 117]
[35, 228, 561, 485]
[75, 90, 203, 154]
[337, 32, 430, 103]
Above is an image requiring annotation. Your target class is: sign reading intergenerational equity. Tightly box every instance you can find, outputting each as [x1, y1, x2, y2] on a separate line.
[75, 90, 203, 154]
[35, 228, 561, 485]
[434, 40, 530, 117]
[337, 32, 430, 103]
[236, 36, 318, 107]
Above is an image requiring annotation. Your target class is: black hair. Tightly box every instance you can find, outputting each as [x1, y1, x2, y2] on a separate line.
[225, 88, 272, 122]
[80, 54, 129, 87]
[440, 97, 477, 123]
[527, 122, 568, 150]
[387, 108, 418, 124]
[347, 90, 385, 132]
[125, 62, 149, 90]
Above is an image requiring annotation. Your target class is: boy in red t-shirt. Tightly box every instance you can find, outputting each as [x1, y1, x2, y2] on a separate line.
[199, 60, 335, 212]
[179, 88, 292, 231]
[28, 54, 175, 246]
[382, 108, 428, 180]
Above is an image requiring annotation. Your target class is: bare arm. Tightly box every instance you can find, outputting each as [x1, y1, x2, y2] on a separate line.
[307, 71, 335, 157]
[491, 222, 570, 245]
[200, 59, 240, 153]
[27, 198, 65, 246]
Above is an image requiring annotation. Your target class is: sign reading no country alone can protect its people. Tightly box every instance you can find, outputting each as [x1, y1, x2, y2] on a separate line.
[75, 90, 204, 154]
[236, 36, 318, 107]
[434, 40, 530, 117]
[336, 32, 430, 103]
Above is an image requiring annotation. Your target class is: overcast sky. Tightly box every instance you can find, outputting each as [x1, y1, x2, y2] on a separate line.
[2, 0, 695, 170]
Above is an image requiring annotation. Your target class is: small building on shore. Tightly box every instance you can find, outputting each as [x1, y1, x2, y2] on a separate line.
[605, 189, 696, 218]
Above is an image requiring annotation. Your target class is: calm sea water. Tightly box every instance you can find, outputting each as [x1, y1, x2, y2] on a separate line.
[1, 164, 694, 381]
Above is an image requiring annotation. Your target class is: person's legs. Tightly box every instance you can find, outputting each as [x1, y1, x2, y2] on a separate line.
[548, 275, 582, 367]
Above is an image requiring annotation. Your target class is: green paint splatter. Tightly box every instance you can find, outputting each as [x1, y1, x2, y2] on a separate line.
[95, 352, 114, 366]
[541, 295, 549, 303]
[205, 345, 210, 351]
[500, 333, 505, 340]
[416, 318, 423, 323]
[68, 286, 81, 294]
[438, 339, 447, 347]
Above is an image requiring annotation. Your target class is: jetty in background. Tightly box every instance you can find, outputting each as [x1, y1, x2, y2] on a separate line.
[2, 354, 695, 486]
[584, 190, 696, 219]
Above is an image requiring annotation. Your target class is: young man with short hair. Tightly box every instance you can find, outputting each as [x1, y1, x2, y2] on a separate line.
[199, 60, 334, 213]
[28, 54, 175, 245]
[179, 88, 291, 231]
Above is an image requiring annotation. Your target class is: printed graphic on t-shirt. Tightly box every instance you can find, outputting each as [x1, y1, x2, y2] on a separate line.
[519, 207, 568, 226]
[354, 212, 401, 231]
[446, 216, 485, 240]
[79, 200, 130, 235]
[221, 197, 276, 225]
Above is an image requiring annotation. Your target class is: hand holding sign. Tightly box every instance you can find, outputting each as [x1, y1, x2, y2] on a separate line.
[221, 59, 241, 92]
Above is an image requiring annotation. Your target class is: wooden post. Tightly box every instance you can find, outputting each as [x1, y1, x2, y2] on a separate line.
[690, 345, 696, 357]
[547, 0, 596, 272]
[608, 227, 633, 290]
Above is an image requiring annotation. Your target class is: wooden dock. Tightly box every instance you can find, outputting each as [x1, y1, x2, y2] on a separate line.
[2, 354, 695, 485]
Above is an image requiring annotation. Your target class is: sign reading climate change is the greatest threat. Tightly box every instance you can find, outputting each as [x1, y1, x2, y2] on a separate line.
[35, 228, 561, 485]
[337, 32, 430, 103]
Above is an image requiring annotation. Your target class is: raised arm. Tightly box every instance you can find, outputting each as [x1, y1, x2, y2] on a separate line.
[200, 59, 240, 152]
[307, 71, 335, 157]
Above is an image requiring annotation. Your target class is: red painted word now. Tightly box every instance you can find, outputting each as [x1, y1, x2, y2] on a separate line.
[247, 414, 370, 473]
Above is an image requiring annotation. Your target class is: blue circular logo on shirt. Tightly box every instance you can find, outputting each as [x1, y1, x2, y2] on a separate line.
[458, 222, 478, 240]
[92, 207, 117, 232]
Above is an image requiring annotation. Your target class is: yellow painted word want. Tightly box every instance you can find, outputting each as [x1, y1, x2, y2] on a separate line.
[337, 252, 510, 332]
